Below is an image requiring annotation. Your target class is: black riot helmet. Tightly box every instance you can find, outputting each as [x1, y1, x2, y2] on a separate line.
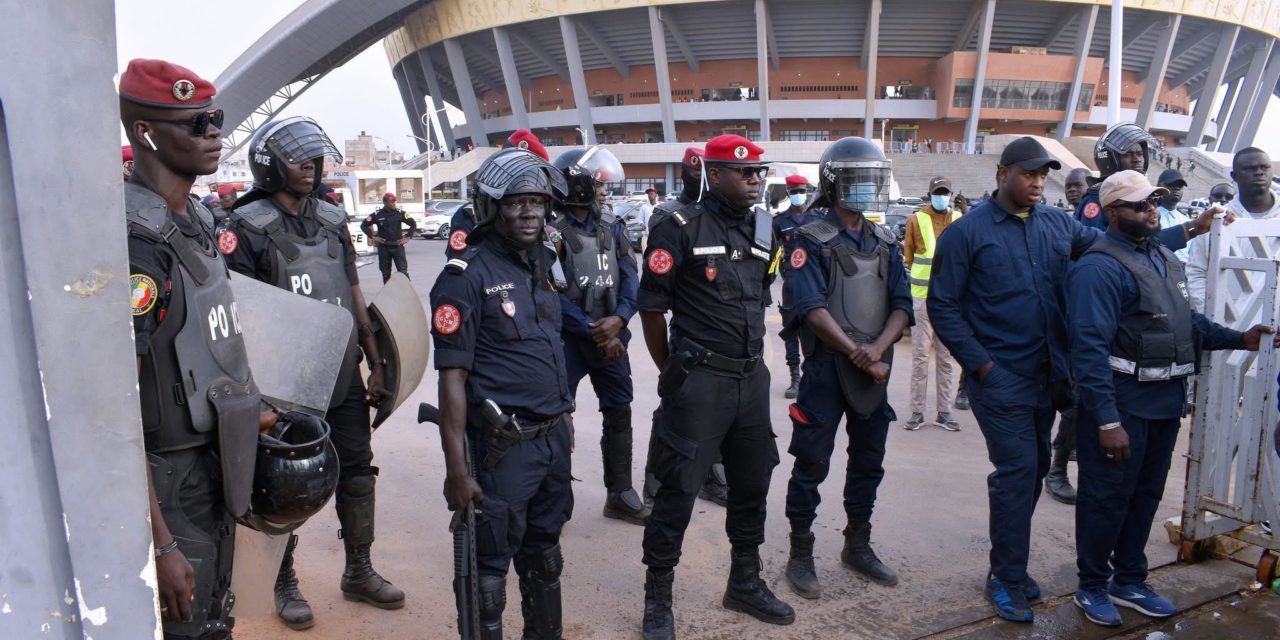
[815, 136, 893, 215]
[239, 411, 339, 535]
[472, 147, 567, 228]
[248, 116, 342, 195]
[552, 146, 626, 212]
[1094, 122, 1157, 177]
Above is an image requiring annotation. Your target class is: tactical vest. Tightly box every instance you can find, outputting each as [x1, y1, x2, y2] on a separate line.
[908, 209, 959, 299]
[1085, 236, 1197, 381]
[127, 183, 257, 454]
[555, 218, 620, 319]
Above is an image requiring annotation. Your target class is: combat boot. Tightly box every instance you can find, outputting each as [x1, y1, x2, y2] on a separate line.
[784, 365, 800, 399]
[601, 406, 650, 525]
[785, 529, 821, 599]
[336, 476, 406, 609]
[516, 545, 563, 640]
[722, 549, 795, 625]
[274, 534, 315, 630]
[1045, 446, 1076, 504]
[842, 522, 898, 586]
[642, 568, 675, 640]
[698, 463, 729, 507]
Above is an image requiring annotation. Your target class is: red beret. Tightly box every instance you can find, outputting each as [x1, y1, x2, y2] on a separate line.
[785, 174, 809, 188]
[119, 59, 215, 110]
[682, 146, 705, 168]
[645, 185, 657, 193]
[508, 129, 549, 161]
[122, 145, 134, 163]
[703, 135, 765, 165]
[217, 184, 236, 197]
[383, 192, 397, 201]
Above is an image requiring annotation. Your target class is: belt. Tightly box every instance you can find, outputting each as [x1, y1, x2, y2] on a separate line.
[510, 414, 562, 441]
[682, 339, 761, 374]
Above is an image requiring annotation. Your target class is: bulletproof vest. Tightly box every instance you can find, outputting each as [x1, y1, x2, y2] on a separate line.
[555, 218, 619, 319]
[234, 199, 353, 310]
[127, 183, 255, 452]
[1085, 236, 1197, 381]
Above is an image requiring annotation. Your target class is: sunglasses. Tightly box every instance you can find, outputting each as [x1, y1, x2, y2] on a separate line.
[718, 165, 769, 181]
[1112, 196, 1162, 211]
[147, 109, 224, 137]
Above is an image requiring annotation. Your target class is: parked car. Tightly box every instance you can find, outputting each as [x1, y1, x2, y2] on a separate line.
[423, 202, 471, 239]
[611, 200, 647, 251]
[884, 204, 915, 242]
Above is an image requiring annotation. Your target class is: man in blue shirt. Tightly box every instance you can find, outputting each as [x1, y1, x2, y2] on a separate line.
[773, 174, 823, 399]
[1067, 170, 1274, 627]
[928, 137, 1218, 623]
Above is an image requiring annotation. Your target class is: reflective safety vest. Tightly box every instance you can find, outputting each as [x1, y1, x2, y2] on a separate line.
[908, 209, 959, 299]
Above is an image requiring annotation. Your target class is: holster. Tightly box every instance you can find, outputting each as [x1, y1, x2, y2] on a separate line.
[657, 350, 698, 398]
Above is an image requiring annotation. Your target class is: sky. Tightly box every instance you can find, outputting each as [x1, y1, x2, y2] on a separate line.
[115, 0, 1280, 162]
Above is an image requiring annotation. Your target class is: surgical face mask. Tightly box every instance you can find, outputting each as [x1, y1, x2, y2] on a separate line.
[789, 193, 806, 207]
[840, 182, 883, 212]
[930, 194, 951, 211]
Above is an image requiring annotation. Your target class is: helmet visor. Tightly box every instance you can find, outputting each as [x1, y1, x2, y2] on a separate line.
[263, 118, 343, 166]
[574, 146, 625, 185]
[475, 148, 568, 201]
[832, 164, 892, 213]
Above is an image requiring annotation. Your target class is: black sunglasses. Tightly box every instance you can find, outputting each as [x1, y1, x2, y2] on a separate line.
[147, 109, 224, 137]
[1112, 196, 1162, 211]
[717, 165, 769, 181]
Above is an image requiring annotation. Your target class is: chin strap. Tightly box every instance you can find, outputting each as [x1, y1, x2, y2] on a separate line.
[697, 169, 708, 203]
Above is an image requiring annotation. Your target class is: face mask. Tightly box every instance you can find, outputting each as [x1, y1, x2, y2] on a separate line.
[842, 182, 880, 212]
[789, 193, 806, 207]
[930, 194, 951, 211]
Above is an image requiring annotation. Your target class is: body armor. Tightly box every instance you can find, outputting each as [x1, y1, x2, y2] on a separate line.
[556, 220, 620, 319]
[1085, 236, 1197, 381]
[127, 182, 260, 516]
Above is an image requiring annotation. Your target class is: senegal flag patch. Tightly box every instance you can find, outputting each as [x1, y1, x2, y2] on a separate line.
[130, 274, 158, 316]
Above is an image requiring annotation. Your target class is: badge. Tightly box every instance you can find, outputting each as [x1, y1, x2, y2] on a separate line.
[734, 145, 749, 160]
[449, 229, 469, 252]
[692, 245, 726, 256]
[730, 249, 743, 262]
[1178, 281, 1189, 300]
[790, 247, 808, 270]
[130, 274, 158, 316]
[217, 229, 238, 256]
[172, 79, 196, 102]
[518, 140, 529, 150]
[433, 304, 461, 335]
[648, 248, 674, 275]
[1083, 201, 1101, 220]
[705, 257, 718, 282]
[500, 292, 516, 317]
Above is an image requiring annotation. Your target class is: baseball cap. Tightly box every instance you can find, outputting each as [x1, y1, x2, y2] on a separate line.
[999, 137, 1062, 171]
[1156, 168, 1187, 189]
[1099, 170, 1168, 207]
[928, 176, 953, 194]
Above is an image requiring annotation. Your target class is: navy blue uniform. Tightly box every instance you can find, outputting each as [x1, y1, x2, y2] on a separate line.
[1073, 190, 1107, 231]
[927, 195, 1190, 587]
[1068, 231, 1243, 592]
[445, 206, 478, 259]
[430, 240, 575, 576]
[784, 214, 913, 529]
[773, 207, 824, 368]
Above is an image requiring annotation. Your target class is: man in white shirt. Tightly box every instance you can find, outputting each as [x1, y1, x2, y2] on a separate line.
[637, 185, 659, 249]
[1154, 169, 1191, 262]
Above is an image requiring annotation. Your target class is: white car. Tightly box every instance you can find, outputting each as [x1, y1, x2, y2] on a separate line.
[420, 211, 453, 238]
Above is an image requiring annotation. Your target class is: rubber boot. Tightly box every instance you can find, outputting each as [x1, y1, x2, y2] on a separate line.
[784, 364, 800, 399]
[785, 529, 822, 599]
[1045, 446, 1077, 504]
[274, 534, 315, 630]
[642, 568, 675, 640]
[698, 462, 729, 507]
[841, 522, 898, 586]
[477, 574, 506, 640]
[336, 475, 406, 609]
[722, 548, 795, 625]
[601, 406, 650, 525]
[516, 545, 563, 640]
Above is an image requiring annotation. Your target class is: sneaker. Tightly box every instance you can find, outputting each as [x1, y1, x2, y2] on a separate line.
[936, 413, 961, 432]
[1075, 587, 1122, 626]
[1108, 582, 1177, 618]
[903, 412, 924, 431]
[1263, 520, 1273, 535]
[984, 575, 1033, 623]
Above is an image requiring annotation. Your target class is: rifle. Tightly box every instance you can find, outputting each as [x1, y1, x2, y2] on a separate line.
[418, 402, 480, 640]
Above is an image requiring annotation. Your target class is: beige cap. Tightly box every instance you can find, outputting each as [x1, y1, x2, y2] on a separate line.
[1099, 170, 1168, 207]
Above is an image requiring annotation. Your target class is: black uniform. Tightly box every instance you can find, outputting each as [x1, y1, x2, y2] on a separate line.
[361, 205, 417, 282]
[638, 191, 779, 568]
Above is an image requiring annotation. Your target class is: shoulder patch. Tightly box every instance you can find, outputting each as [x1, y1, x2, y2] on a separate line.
[433, 304, 461, 335]
[217, 229, 238, 255]
[130, 274, 158, 316]
[790, 247, 808, 270]
[449, 229, 469, 252]
[1083, 201, 1101, 220]
[647, 248, 674, 275]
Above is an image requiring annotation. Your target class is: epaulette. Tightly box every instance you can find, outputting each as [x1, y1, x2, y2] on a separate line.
[796, 219, 840, 244]
[445, 247, 480, 273]
[669, 201, 705, 227]
[868, 220, 896, 246]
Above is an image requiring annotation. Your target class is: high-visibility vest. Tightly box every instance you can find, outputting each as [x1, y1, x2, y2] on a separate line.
[909, 209, 959, 298]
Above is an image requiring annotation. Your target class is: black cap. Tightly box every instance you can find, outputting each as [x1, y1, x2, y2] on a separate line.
[999, 137, 1062, 171]
[1156, 168, 1187, 188]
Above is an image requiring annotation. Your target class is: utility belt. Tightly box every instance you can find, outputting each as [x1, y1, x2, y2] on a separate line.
[658, 338, 760, 398]
[469, 399, 563, 471]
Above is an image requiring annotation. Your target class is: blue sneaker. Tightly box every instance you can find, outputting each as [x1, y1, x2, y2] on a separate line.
[1109, 582, 1177, 617]
[985, 575, 1033, 622]
[1074, 587, 1122, 626]
[1022, 576, 1041, 600]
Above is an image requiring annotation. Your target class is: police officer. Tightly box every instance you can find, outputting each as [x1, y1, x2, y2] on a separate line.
[638, 134, 792, 639]
[209, 184, 237, 234]
[119, 58, 261, 639]
[224, 117, 403, 629]
[773, 174, 821, 400]
[1067, 170, 1275, 627]
[649, 146, 705, 231]
[550, 146, 648, 524]
[430, 147, 575, 639]
[361, 192, 417, 282]
[781, 137, 913, 599]
[446, 129, 550, 259]
[1075, 122, 1157, 230]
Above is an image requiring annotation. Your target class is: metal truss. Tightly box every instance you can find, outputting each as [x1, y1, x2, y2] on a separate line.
[221, 70, 332, 159]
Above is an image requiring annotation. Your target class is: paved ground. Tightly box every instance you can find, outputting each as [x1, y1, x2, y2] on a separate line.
[233, 237, 1274, 639]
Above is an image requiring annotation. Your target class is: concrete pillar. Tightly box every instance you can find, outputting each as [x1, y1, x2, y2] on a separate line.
[1213, 78, 1240, 149]
[1107, 0, 1123, 127]
[559, 16, 596, 145]
[1219, 40, 1273, 152]
[393, 62, 427, 154]
[964, 0, 996, 154]
[647, 7, 677, 142]
[416, 49, 456, 153]
[755, 0, 772, 140]
[1187, 25, 1240, 148]
[863, 0, 881, 139]
[1136, 15, 1181, 129]
[492, 27, 530, 131]
[443, 38, 491, 148]
[1239, 50, 1280, 149]
[1058, 5, 1099, 140]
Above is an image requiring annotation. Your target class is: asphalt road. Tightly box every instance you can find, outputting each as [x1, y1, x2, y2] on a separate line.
[234, 236, 1195, 639]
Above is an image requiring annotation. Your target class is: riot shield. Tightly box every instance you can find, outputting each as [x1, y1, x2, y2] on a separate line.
[230, 272, 354, 415]
[368, 272, 430, 429]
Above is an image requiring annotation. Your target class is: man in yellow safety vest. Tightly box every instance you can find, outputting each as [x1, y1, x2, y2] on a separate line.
[903, 176, 962, 431]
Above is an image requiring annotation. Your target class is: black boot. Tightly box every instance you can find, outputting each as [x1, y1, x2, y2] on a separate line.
[516, 545, 564, 640]
[698, 462, 729, 507]
[841, 522, 898, 586]
[477, 574, 506, 640]
[601, 407, 650, 525]
[1045, 446, 1076, 504]
[784, 365, 800, 399]
[642, 568, 675, 640]
[785, 530, 821, 599]
[722, 549, 795, 625]
[274, 534, 315, 630]
[336, 476, 406, 609]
